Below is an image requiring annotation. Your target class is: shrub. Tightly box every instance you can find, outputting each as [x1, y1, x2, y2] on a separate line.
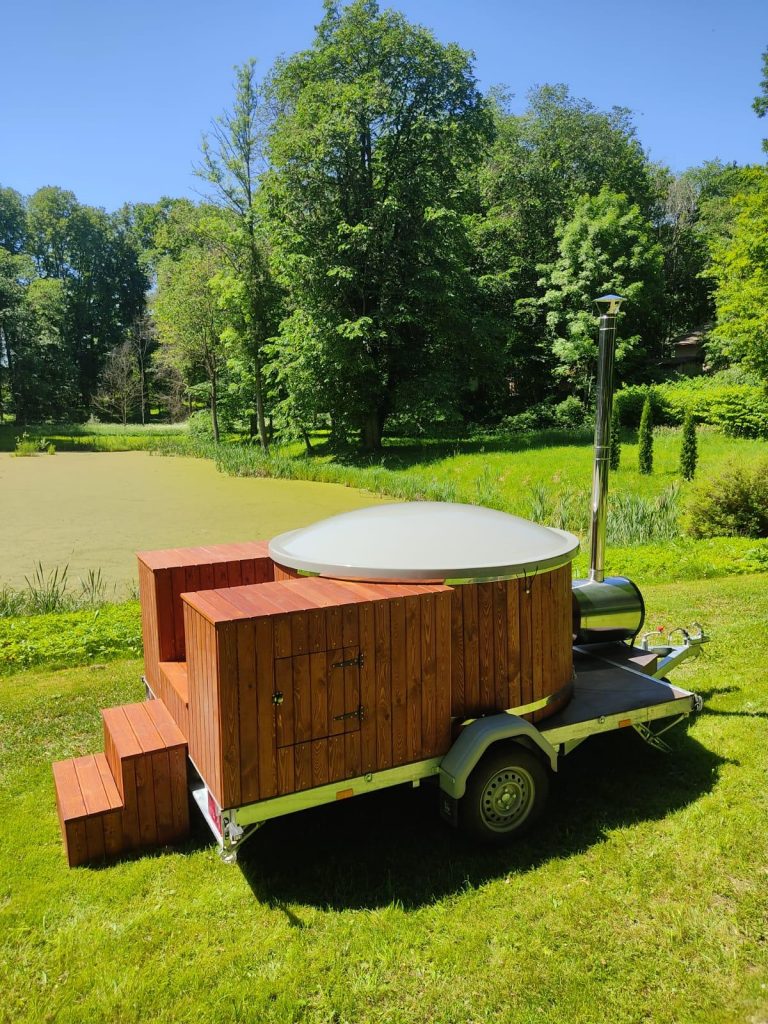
[614, 373, 768, 438]
[609, 406, 621, 471]
[686, 461, 768, 538]
[679, 413, 698, 481]
[187, 410, 216, 444]
[13, 432, 44, 457]
[0, 601, 142, 674]
[638, 397, 654, 475]
[553, 396, 587, 429]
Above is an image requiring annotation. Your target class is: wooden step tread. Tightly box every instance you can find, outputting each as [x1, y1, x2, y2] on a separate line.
[53, 753, 122, 821]
[159, 661, 189, 706]
[103, 701, 186, 760]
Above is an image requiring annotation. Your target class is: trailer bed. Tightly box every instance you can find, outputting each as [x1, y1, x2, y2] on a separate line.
[540, 647, 698, 746]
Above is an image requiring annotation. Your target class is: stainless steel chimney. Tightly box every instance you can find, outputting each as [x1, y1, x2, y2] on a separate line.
[572, 295, 645, 645]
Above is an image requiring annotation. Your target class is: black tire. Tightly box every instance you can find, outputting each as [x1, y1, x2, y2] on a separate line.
[458, 743, 549, 844]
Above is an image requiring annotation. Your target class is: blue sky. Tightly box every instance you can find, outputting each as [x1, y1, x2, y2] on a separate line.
[2, 0, 766, 211]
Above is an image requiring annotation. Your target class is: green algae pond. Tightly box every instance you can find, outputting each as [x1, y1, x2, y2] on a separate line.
[0, 451, 385, 591]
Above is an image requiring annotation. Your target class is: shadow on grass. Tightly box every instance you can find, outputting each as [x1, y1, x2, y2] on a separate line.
[305, 428, 595, 473]
[234, 726, 725, 913]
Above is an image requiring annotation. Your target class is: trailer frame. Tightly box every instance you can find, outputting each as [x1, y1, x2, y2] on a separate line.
[171, 637, 704, 861]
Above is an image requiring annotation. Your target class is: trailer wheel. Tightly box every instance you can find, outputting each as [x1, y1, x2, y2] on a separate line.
[459, 744, 548, 843]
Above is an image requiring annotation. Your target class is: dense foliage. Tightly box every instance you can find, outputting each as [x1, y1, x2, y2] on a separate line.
[1, 2, 766, 450]
[687, 461, 768, 539]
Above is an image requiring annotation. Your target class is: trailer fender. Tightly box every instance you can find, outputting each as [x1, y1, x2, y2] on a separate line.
[439, 715, 558, 803]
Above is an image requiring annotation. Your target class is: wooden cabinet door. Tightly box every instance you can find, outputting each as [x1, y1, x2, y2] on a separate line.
[273, 645, 363, 748]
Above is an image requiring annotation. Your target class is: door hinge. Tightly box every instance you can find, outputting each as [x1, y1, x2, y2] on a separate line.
[332, 653, 364, 670]
[333, 704, 365, 723]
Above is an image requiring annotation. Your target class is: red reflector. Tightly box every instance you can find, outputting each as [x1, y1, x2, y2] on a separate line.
[336, 788, 354, 801]
[618, 718, 632, 728]
[207, 791, 222, 834]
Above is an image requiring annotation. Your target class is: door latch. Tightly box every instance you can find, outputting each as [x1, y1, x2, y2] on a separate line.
[272, 691, 284, 706]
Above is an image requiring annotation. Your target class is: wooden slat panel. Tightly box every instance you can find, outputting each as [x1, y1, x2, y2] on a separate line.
[274, 657, 295, 747]
[84, 814, 106, 862]
[290, 610, 309, 656]
[133, 747, 158, 847]
[420, 593, 437, 756]
[167, 746, 190, 840]
[326, 604, 343, 651]
[277, 747, 294, 795]
[477, 583, 495, 711]
[310, 652, 329, 740]
[63, 820, 89, 867]
[531, 574, 545, 710]
[342, 645, 360, 735]
[235, 619, 260, 805]
[151, 750, 175, 844]
[293, 654, 312, 745]
[404, 594, 423, 762]
[308, 606, 326, 652]
[344, 731, 362, 778]
[255, 618, 278, 799]
[119, 757, 140, 850]
[218, 621, 242, 807]
[294, 740, 312, 792]
[226, 561, 243, 588]
[519, 578, 534, 709]
[506, 579, 522, 709]
[389, 598, 407, 766]
[327, 650, 345, 737]
[434, 590, 452, 753]
[102, 810, 124, 858]
[449, 588, 465, 718]
[138, 561, 160, 693]
[170, 566, 187, 661]
[342, 603, 359, 647]
[311, 739, 329, 787]
[358, 602, 377, 773]
[328, 735, 345, 782]
[374, 599, 392, 770]
[462, 585, 480, 713]
[155, 568, 175, 662]
[493, 581, 508, 711]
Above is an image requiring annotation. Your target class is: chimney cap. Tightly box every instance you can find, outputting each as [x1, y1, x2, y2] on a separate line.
[594, 294, 625, 315]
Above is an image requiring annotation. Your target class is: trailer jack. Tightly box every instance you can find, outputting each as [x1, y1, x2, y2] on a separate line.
[632, 714, 688, 753]
[219, 815, 263, 864]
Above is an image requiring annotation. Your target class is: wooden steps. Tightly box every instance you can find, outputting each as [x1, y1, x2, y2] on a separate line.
[53, 699, 189, 867]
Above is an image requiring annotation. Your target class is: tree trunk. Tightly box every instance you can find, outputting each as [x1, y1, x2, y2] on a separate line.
[361, 407, 384, 452]
[252, 342, 269, 451]
[301, 428, 313, 455]
[210, 373, 220, 444]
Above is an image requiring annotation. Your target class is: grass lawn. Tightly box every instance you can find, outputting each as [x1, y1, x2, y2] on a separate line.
[1, 573, 766, 1024]
[0, 451, 385, 590]
[275, 426, 767, 510]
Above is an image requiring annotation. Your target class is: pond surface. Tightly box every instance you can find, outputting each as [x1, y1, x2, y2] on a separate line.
[0, 451, 385, 591]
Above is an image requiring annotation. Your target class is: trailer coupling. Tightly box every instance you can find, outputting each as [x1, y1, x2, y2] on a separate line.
[640, 622, 709, 679]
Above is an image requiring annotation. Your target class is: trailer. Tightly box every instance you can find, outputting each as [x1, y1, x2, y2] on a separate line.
[51, 294, 708, 867]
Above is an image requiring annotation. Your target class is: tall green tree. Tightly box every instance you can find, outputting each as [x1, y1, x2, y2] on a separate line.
[25, 186, 147, 417]
[469, 86, 656, 405]
[197, 60, 282, 449]
[753, 45, 768, 153]
[264, 0, 492, 449]
[709, 167, 768, 380]
[154, 246, 228, 442]
[540, 188, 664, 400]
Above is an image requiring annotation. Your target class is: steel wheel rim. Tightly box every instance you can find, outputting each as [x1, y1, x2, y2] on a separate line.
[479, 765, 535, 833]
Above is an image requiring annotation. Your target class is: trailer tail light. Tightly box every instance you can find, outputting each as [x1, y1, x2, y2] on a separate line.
[207, 792, 222, 836]
[336, 788, 354, 801]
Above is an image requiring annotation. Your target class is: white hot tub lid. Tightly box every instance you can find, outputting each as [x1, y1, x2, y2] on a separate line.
[268, 502, 579, 582]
